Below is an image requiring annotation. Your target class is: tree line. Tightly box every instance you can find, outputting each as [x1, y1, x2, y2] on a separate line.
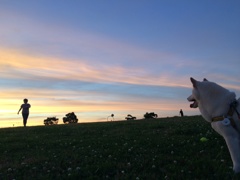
[43, 112, 159, 125]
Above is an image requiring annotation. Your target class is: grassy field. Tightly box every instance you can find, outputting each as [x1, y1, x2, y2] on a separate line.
[0, 116, 239, 179]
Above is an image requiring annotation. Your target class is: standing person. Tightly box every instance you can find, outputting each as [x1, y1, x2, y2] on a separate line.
[18, 98, 31, 127]
[179, 109, 184, 117]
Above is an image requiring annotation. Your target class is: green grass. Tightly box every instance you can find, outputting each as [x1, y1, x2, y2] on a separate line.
[0, 116, 239, 179]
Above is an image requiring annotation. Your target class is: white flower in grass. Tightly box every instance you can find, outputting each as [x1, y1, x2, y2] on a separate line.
[121, 170, 124, 174]
[221, 159, 224, 162]
[68, 168, 72, 171]
[173, 160, 177, 164]
[171, 151, 174, 154]
[76, 167, 81, 171]
[7, 168, 12, 172]
[152, 165, 156, 168]
[136, 177, 140, 180]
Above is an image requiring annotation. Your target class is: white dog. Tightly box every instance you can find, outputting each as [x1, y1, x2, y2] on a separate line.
[187, 77, 240, 173]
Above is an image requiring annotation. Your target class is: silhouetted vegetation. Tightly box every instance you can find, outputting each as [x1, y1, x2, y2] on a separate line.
[43, 117, 58, 125]
[63, 112, 78, 124]
[144, 112, 158, 119]
[107, 114, 114, 121]
[125, 114, 136, 120]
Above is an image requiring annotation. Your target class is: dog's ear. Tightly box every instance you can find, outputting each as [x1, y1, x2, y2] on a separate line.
[190, 77, 197, 88]
[203, 78, 208, 81]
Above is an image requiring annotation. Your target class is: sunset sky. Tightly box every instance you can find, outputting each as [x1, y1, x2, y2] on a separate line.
[0, 1, 240, 128]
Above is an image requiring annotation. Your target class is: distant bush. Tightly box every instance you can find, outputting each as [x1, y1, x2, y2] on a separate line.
[125, 114, 136, 120]
[63, 112, 78, 124]
[144, 112, 158, 119]
[43, 117, 59, 125]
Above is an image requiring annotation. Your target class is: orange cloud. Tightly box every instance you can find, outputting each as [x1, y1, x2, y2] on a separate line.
[0, 48, 189, 88]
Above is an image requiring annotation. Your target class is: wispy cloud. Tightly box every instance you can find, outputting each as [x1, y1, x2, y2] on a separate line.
[0, 9, 197, 87]
[0, 48, 189, 87]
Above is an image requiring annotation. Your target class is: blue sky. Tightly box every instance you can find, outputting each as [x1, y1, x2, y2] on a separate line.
[0, 0, 239, 127]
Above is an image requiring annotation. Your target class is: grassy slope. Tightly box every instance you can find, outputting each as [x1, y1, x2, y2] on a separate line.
[0, 116, 239, 179]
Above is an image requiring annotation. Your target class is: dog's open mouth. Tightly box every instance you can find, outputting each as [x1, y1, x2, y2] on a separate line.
[189, 100, 198, 108]
[187, 95, 198, 108]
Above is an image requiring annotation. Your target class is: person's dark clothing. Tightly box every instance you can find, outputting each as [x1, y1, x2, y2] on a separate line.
[180, 110, 184, 117]
[22, 113, 29, 127]
[19, 103, 31, 127]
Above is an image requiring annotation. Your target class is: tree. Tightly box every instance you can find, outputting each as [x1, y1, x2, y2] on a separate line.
[107, 114, 114, 121]
[44, 117, 59, 125]
[144, 112, 158, 119]
[125, 114, 136, 121]
[63, 112, 78, 124]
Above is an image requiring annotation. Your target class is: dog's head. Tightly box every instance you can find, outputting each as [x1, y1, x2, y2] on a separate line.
[187, 77, 208, 108]
[187, 77, 237, 123]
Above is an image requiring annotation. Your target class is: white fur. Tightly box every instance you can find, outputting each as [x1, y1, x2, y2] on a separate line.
[188, 77, 240, 173]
